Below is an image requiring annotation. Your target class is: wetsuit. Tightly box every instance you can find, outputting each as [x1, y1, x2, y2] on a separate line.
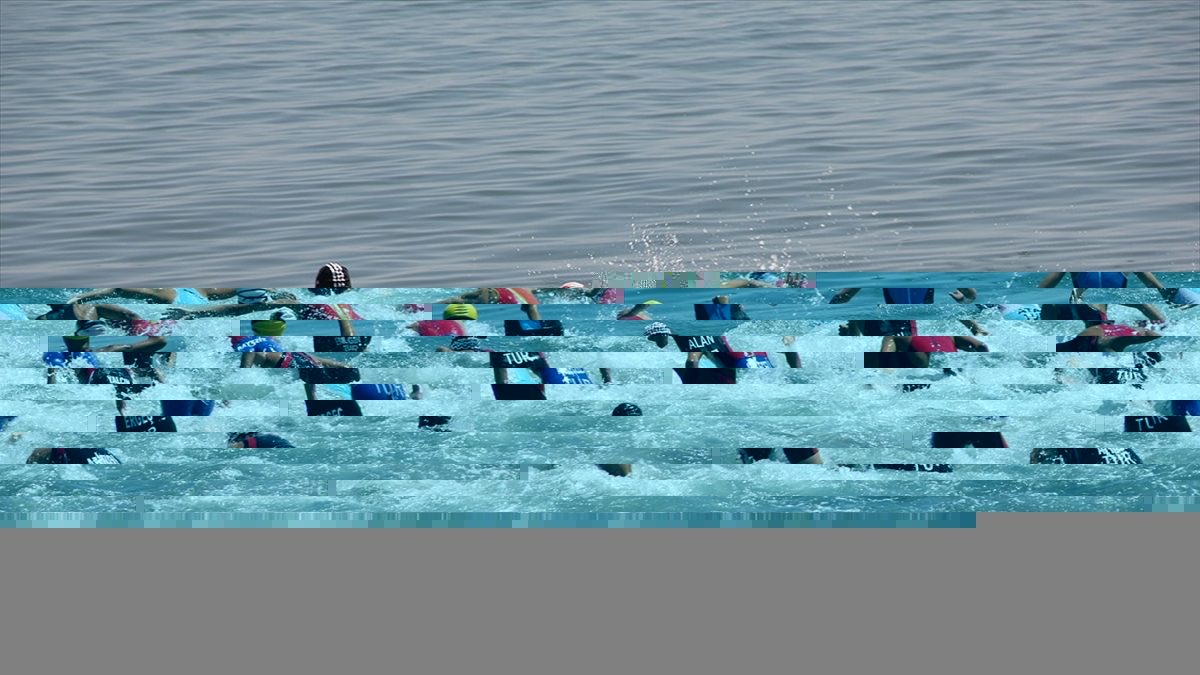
[312, 335, 372, 353]
[504, 320, 564, 336]
[739, 448, 819, 464]
[350, 384, 409, 400]
[80, 367, 149, 399]
[231, 336, 283, 352]
[1041, 304, 1108, 323]
[116, 415, 177, 432]
[1032, 448, 1142, 464]
[859, 320, 918, 337]
[931, 432, 1008, 448]
[1055, 324, 1140, 353]
[694, 304, 750, 321]
[161, 400, 218, 416]
[490, 351, 550, 399]
[840, 463, 954, 473]
[238, 433, 296, 448]
[277, 352, 362, 385]
[1071, 273, 1127, 288]
[1123, 415, 1192, 432]
[1171, 400, 1200, 416]
[882, 288, 935, 304]
[305, 399, 363, 416]
[669, 335, 737, 384]
[48, 448, 121, 464]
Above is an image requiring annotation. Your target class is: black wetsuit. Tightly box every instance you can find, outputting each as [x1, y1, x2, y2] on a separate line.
[1032, 448, 1143, 464]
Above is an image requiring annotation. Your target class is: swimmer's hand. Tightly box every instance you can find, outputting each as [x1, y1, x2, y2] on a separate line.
[7, 432, 22, 443]
[949, 289, 977, 304]
[781, 335, 797, 346]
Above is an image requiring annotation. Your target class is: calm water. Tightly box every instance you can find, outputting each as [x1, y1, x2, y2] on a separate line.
[2, 1, 1198, 288]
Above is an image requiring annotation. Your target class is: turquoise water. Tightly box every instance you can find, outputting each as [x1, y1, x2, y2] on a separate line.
[1, 274, 1197, 517]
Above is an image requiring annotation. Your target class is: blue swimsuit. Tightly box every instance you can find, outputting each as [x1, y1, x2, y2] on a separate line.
[173, 288, 208, 304]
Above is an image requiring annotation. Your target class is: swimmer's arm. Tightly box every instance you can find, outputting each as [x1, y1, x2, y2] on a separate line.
[953, 336, 989, 352]
[959, 320, 988, 336]
[94, 304, 141, 322]
[1106, 334, 1161, 352]
[98, 336, 168, 353]
[435, 296, 466, 305]
[304, 382, 317, 401]
[435, 346, 453, 352]
[1131, 273, 1165, 290]
[338, 317, 356, 338]
[950, 288, 978, 303]
[494, 367, 509, 384]
[719, 279, 768, 288]
[880, 336, 898, 353]
[600, 367, 614, 384]
[200, 288, 242, 300]
[1038, 273, 1066, 289]
[784, 352, 802, 368]
[309, 354, 352, 368]
[26, 448, 52, 464]
[169, 303, 261, 319]
[1029, 449, 1044, 464]
[828, 288, 860, 304]
[1123, 304, 1166, 322]
[68, 288, 122, 303]
[521, 304, 542, 320]
[46, 368, 57, 384]
[240, 352, 256, 368]
[410, 385, 423, 400]
[685, 352, 703, 368]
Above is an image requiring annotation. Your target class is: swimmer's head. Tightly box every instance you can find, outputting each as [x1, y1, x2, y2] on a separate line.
[62, 334, 90, 350]
[443, 304, 478, 320]
[644, 322, 671, 347]
[237, 288, 270, 305]
[448, 336, 482, 351]
[313, 262, 352, 295]
[612, 403, 643, 417]
[251, 319, 287, 336]
[560, 282, 587, 289]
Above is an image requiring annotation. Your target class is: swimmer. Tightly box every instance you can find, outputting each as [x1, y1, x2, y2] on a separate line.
[227, 432, 296, 448]
[832, 286, 988, 336]
[598, 403, 641, 477]
[68, 287, 239, 305]
[410, 304, 477, 337]
[870, 334, 989, 369]
[616, 300, 661, 321]
[1030, 448, 1143, 464]
[239, 315, 362, 403]
[491, 349, 551, 400]
[437, 287, 541, 309]
[26, 447, 121, 464]
[695, 295, 797, 368]
[644, 322, 738, 385]
[720, 272, 810, 288]
[1123, 414, 1191, 433]
[1, 416, 22, 443]
[738, 447, 823, 465]
[1054, 323, 1162, 386]
[1039, 271, 1180, 314]
[35, 302, 141, 323]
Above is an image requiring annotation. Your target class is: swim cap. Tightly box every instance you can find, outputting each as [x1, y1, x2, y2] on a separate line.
[449, 336, 481, 351]
[314, 263, 351, 294]
[63, 334, 90, 348]
[227, 432, 253, 445]
[644, 322, 671, 337]
[251, 320, 287, 336]
[560, 282, 586, 289]
[612, 403, 643, 416]
[237, 288, 270, 304]
[75, 320, 108, 337]
[642, 300, 662, 305]
[271, 308, 297, 322]
[443, 304, 478, 320]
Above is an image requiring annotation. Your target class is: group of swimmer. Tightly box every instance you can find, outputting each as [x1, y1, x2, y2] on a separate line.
[5, 265, 1197, 475]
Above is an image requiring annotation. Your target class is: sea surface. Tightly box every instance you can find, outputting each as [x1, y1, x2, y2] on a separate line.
[2, 0, 1198, 288]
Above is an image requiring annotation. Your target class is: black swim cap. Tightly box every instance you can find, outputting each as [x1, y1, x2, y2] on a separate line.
[612, 403, 643, 416]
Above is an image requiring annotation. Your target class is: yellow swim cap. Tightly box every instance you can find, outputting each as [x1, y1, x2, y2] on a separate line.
[643, 300, 662, 305]
[443, 304, 478, 320]
[251, 319, 287, 336]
